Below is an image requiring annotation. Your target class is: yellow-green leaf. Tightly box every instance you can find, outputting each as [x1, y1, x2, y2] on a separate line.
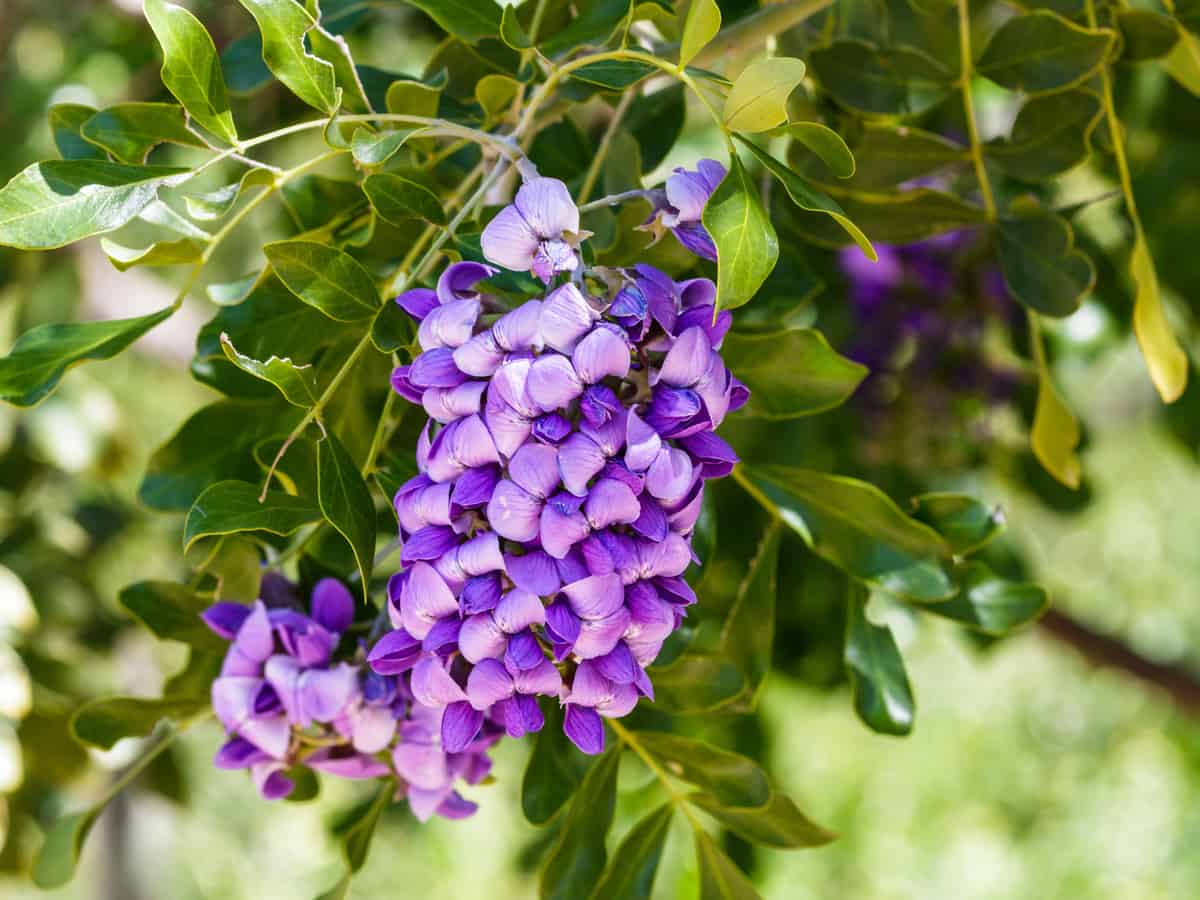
[680, 0, 721, 68]
[1131, 235, 1188, 403]
[1031, 336, 1082, 489]
[723, 56, 807, 133]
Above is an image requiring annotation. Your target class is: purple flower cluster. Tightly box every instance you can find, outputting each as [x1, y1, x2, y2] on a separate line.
[376, 163, 745, 756]
[204, 576, 496, 820]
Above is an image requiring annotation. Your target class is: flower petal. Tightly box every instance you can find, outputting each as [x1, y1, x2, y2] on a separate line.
[453, 330, 505, 377]
[423, 382, 487, 424]
[504, 629, 544, 671]
[584, 479, 641, 530]
[311, 578, 354, 633]
[367, 628, 423, 674]
[645, 447, 694, 504]
[460, 573, 503, 615]
[419, 298, 480, 351]
[410, 347, 467, 389]
[513, 657, 563, 696]
[441, 700, 485, 752]
[572, 326, 630, 384]
[449, 464, 500, 516]
[540, 283, 596, 353]
[202, 602, 250, 640]
[458, 613, 507, 663]
[563, 703, 605, 755]
[466, 658, 515, 710]
[655, 325, 711, 387]
[624, 409, 662, 472]
[539, 504, 591, 560]
[437, 260, 496, 305]
[396, 287, 439, 321]
[400, 561, 459, 639]
[504, 550, 561, 596]
[558, 432, 606, 497]
[514, 177, 580, 237]
[486, 479, 542, 543]
[492, 300, 544, 352]
[527, 353, 584, 411]
[561, 573, 625, 620]
[509, 443, 563, 500]
[481, 204, 539, 272]
[411, 657, 469, 707]
[573, 607, 632, 660]
[494, 589, 547, 633]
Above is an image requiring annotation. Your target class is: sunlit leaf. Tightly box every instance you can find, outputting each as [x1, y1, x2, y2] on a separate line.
[780, 121, 855, 179]
[235, 0, 339, 113]
[845, 589, 914, 735]
[220, 333, 319, 408]
[703, 151, 778, 311]
[80, 102, 204, 164]
[723, 57, 807, 133]
[265, 240, 380, 321]
[679, 0, 721, 67]
[183, 480, 322, 551]
[1131, 235, 1188, 403]
[631, 732, 770, 808]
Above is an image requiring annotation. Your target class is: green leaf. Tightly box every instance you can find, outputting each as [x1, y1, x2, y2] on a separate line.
[385, 77, 442, 118]
[539, 747, 620, 900]
[31, 809, 102, 889]
[404, 0, 501, 42]
[1164, 32, 1200, 96]
[625, 83, 686, 173]
[679, 0, 721, 67]
[220, 333, 318, 408]
[687, 791, 835, 849]
[1031, 349, 1083, 489]
[801, 124, 962, 191]
[780, 121, 855, 179]
[500, 5, 532, 50]
[48, 104, 106, 161]
[522, 704, 588, 825]
[141, 399, 304, 510]
[737, 464, 953, 602]
[809, 40, 953, 116]
[101, 237, 203, 270]
[910, 493, 1004, 556]
[265, 240, 380, 321]
[222, 30, 273, 94]
[587, 804, 673, 900]
[1117, 10, 1180, 61]
[570, 59, 658, 90]
[0, 305, 177, 407]
[184, 168, 275, 220]
[1131, 235, 1188, 403]
[977, 11, 1116, 94]
[314, 876, 352, 900]
[363, 173, 447, 226]
[631, 732, 769, 808]
[342, 779, 394, 872]
[925, 563, 1048, 635]
[370, 298, 415, 353]
[307, 22, 371, 113]
[845, 590, 914, 736]
[145, 0, 239, 143]
[0, 160, 187, 250]
[236, 0, 339, 113]
[996, 205, 1095, 317]
[650, 650, 746, 714]
[71, 697, 205, 751]
[541, 0, 633, 56]
[208, 274, 261, 306]
[317, 432, 377, 601]
[118, 580, 225, 650]
[694, 829, 762, 900]
[723, 56, 806, 133]
[476, 73, 520, 117]
[720, 328, 867, 419]
[702, 151, 778, 312]
[777, 187, 984, 248]
[80, 102, 204, 164]
[183, 480, 322, 551]
[351, 127, 423, 166]
[986, 90, 1102, 181]
[735, 138, 875, 261]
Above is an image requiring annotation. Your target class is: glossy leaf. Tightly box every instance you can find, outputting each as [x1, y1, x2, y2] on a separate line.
[476, 73, 519, 117]
[1131, 235, 1188, 403]
[317, 432, 377, 600]
[649, 652, 746, 714]
[987, 90, 1102, 181]
[723, 56, 807, 133]
[0, 161, 187, 250]
[679, 0, 721, 67]
[351, 127, 423, 166]
[687, 791, 835, 849]
[845, 590, 914, 736]
[183, 480, 322, 551]
[910, 493, 1004, 556]
[996, 206, 1095, 318]
[694, 829, 762, 900]
[71, 697, 205, 751]
[0, 305, 177, 406]
[370, 298, 415, 353]
[144, 0, 239, 143]
[809, 40, 952, 116]
[236, 0, 339, 113]
[184, 168, 275, 220]
[118, 580, 225, 650]
[702, 151, 778, 311]
[803, 124, 962, 190]
[265, 240, 380, 321]
[141, 399, 304, 510]
[720, 328, 867, 419]
[101, 237, 203, 270]
[404, 0, 502, 42]
[925, 563, 1048, 635]
[522, 704, 588, 825]
[1164, 32, 1200, 96]
[631, 732, 770, 808]
[385, 78, 442, 118]
[738, 464, 954, 602]
[80, 101, 203, 164]
[570, 59, 657, 90]
[539, 748, 620, 900]
[736, 137, 875, 261]
[625, 83, 686, 174]
[587, 804, 673, 900]
[976, 11, 1116, 94]
[48, 104, 106, 161]
[781, 121, 855, 179]
[363, 173, 447, 226]
[220, 333, 318, 408]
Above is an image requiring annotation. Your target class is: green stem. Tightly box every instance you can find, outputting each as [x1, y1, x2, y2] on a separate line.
[577, 88, 636, 205]
[955, 0, 997, 221]
[101, 723, 179, 804]
[607, 719, 705, 830]
[577, 188, 657, 214]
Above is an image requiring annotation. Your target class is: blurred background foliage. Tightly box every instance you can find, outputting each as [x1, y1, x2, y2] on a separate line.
[2, 0, 1200, 898]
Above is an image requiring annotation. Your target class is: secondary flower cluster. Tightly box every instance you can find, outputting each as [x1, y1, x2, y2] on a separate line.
[204, 575, 496, 820]
[376, 164, 745, 758]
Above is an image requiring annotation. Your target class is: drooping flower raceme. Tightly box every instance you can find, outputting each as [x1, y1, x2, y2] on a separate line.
[204, 575, 497, 819]
[376, 163, 747, 758]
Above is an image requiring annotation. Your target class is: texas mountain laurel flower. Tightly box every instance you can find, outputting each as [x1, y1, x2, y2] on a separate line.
[373, 163, 748, 759]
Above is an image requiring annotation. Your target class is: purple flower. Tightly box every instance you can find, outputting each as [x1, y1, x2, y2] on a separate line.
[657, 159, 726, 261]
[481, 177, 582, 282]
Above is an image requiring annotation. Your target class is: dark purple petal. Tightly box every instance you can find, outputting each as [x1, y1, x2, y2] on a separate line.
[678, 431, 738, 477]
[460, 573, 503, 615]
[594, 642, 638, 684]
[532, 412, 572, 444]
[450, 464, 500, 515]
[311, 578, 354, 633]
[437, 260, 496, 305]
[410, 347, 468, 389]
[253, 764, 294, 800]
[202, 602, 250, 640]
[504, 550, 561, 596]
[544, 600, 581, 645]
[672, 222, 717, 261]
[213, 736, 268, 769]
[401, 524, 460, 565]
[442, 700, 485, 752]
[369, 628, 423, 674]
[563, 704, 605, 755]
[631, 494, 669, 541]
[580, 385, 621, 428]
[504, 629, 544, 671]
[396, 287, 438, 321]
[422, 616, 463, 655]
[633, 264, 679, 335]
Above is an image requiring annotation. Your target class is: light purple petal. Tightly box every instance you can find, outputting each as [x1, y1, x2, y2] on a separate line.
[419, 298, 480, 351]
[573, 608, 632, 660]
[484, 391, 532, 459]
[514, 658, 563, 696]
[437, 260, 496, 305]
[665, 167, 715, 224]
[638, 533, 692, 579]
[539, 504, 591, 560]
[441, 700, 485, 752]
[466, 658, 515, 710]
[624, 410, 662, 472]
[393, 736, 449, 790]
[457, 531, 504, 576]
[451, 414, 501, 468]
[585, 479, 641, 530]
[494, 589, 547, 633]
[212, 676, 260, 730]
[486, 479, 543, 542]
[527, 354, 584, 411]
[350, 705, 399, 754]
[625, 582, 675, 643]
[572, 327, 630, 384]
[492, 300, 544, 352]
[558, 432, 606, 497]
[238, 714, 290, 759]
[311, 579, 354, 633]
[411, 657, 469, 707]
[423, 381, 487, 424]
[400, 562, 459, 640]
[368, 628, 423, 674]
[532, 240, 579, 282]
[561, 573, 624, 620]
[481, 204, 539, 272]
[504, 550, 561, 595]
[233, 602, 274, 664]
[656, 325, 712, 387]
[514, 177, 580, 237]
[540, 283, 596, 353]
[453, 330, 505, 377]
[458, 613, 507, 663]
[509, 443, 563, 501]
[491, 357, 540, 418]
[645, 447, 694, 503]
